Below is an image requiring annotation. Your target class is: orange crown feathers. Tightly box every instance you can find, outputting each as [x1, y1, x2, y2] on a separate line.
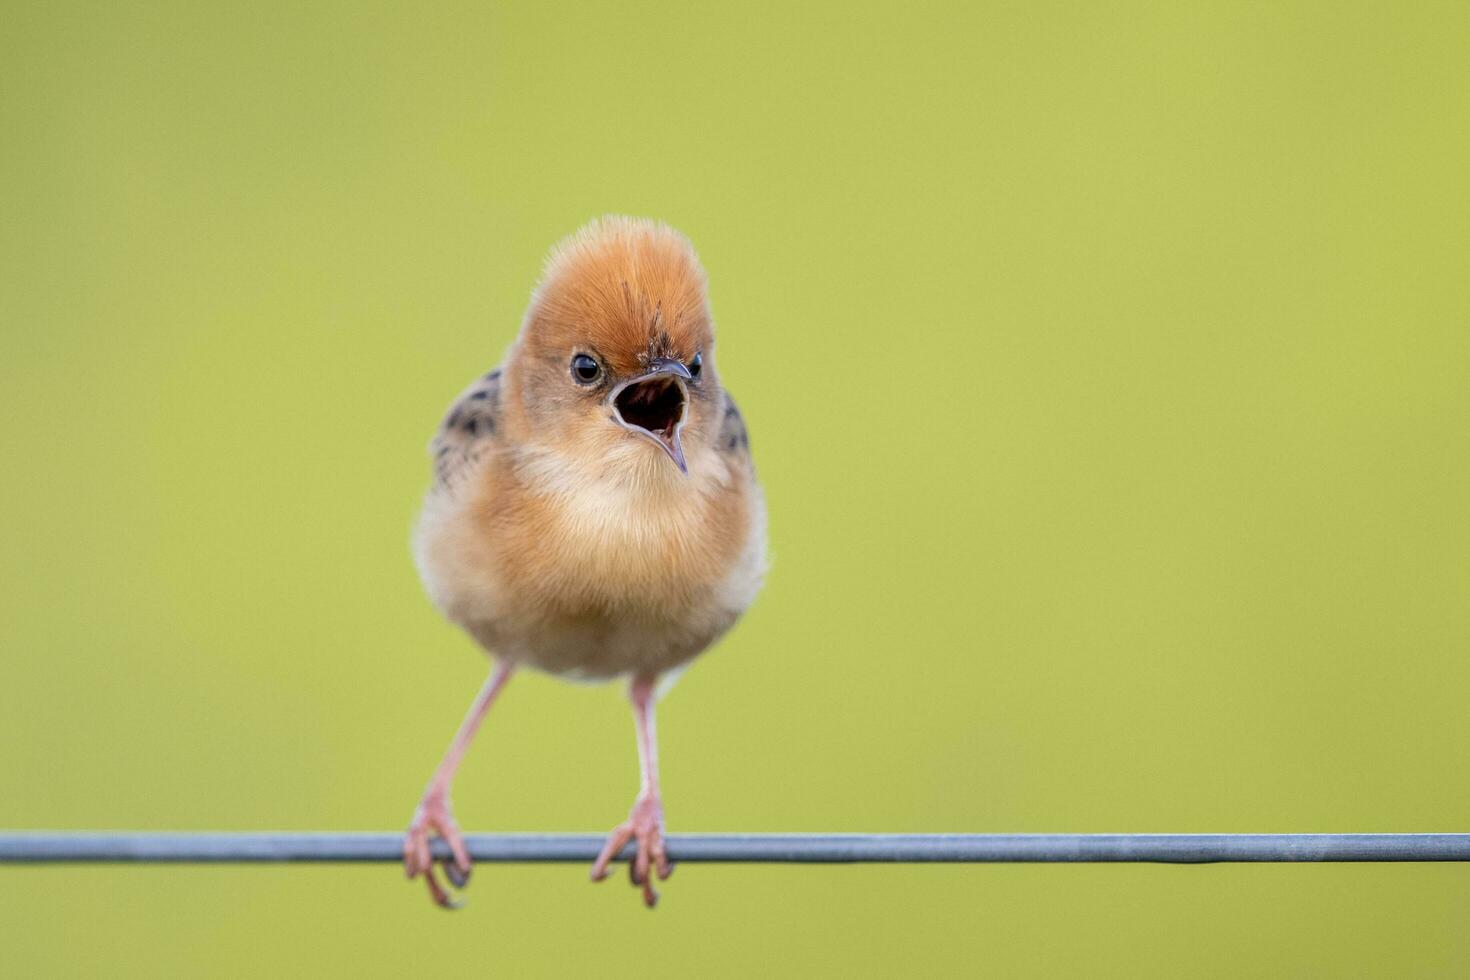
[522, 217, 713, 376]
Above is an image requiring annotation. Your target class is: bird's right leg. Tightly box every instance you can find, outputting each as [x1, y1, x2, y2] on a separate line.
[403, 660, 514, 909]
[590, 674, 672, 907]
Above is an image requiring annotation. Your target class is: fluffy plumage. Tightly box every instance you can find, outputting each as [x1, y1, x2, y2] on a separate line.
[404, 217, 766, 908]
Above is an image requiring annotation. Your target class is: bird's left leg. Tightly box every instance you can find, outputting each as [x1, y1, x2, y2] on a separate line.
[590, 674, 672, 907]
[403, 660, 514, 909]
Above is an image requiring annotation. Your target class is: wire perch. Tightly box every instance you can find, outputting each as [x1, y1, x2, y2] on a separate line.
[4, 833, 1470, 864]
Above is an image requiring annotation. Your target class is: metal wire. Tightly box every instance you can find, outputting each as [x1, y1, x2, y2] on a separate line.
[4, 833, 1470, 864]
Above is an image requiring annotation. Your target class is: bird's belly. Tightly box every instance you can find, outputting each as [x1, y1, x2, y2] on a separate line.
[415, 442, 766, 680]
[490, 603, 735, 680]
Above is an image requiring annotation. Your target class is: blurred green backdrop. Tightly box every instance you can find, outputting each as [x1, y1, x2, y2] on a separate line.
[3, 1, 1469, 976]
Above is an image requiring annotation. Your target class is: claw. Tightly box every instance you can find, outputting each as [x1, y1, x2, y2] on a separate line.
[443, 858, 470, 889]
[626, 852, 657, 906]
[633, 853, 658, 908]
[423, 866, 464, 910]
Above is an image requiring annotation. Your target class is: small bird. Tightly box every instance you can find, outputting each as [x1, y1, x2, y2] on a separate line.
[404, 217, 766, 908]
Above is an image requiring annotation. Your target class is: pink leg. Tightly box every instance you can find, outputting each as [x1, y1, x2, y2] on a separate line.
[403, 660, 514, 909]
[590, 674, 672, 907]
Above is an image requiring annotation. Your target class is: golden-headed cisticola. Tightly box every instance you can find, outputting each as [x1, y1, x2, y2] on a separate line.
[404, 217, 767, 908]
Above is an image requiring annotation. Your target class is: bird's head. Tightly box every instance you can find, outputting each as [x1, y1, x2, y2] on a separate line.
[506, 217, 722, 477]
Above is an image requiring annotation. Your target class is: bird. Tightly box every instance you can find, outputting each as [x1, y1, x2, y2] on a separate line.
[403, 216, 767, 909]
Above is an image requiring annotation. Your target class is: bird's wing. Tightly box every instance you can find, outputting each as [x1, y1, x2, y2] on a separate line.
[430, 368, 504, 489]
[718, 389, 752, 461]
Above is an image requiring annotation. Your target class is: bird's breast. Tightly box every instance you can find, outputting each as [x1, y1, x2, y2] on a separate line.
[503, 442, 752, 611]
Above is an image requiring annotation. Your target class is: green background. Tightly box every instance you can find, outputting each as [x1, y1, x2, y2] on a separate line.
[3, 2, 1469, 976]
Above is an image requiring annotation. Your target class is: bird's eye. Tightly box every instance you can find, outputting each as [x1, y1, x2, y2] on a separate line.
[570, 353, 601, 384]
[688, 352, 702, 378]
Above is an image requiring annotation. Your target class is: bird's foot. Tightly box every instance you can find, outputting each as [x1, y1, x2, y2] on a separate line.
[590, 791, 672, 908]
[403, 788, 472, 910]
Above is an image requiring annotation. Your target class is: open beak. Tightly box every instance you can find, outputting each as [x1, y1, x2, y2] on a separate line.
[607, 357, 691, 474]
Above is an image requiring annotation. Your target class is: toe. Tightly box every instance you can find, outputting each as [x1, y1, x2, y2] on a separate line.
[633, 835, 651, 886]
[591, 824, 633, 882]
[444, 826, 472, 878]
[403, 829, 425, 879]
[653, 838, 672, 880]
[402, 836, 416, 878]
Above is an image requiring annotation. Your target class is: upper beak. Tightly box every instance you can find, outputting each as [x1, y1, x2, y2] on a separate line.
[607, 357, 691, 474]
[646, 357, 692, 381]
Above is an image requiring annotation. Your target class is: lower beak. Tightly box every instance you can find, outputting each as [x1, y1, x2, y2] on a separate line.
[608, 358, 691, 474]
[655, 425, 687, 474]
